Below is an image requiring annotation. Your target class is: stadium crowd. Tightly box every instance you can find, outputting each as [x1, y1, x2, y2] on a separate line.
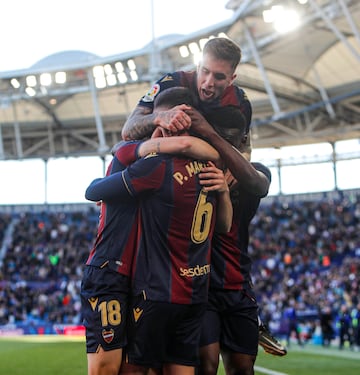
[0, 190, 359, 349]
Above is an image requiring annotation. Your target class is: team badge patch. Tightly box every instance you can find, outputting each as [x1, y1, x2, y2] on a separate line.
[142, 83, 160, 102]
[160, 74, 174, 83]
[88, 297, 98, 311]
[102, 328, 115, 344]
[133, 307, 143, 322]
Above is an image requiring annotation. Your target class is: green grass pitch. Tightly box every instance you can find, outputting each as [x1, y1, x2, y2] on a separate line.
[0, 336, 359, 375]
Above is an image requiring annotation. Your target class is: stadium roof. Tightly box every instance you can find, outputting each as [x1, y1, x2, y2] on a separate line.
[0, 0, 359, 160]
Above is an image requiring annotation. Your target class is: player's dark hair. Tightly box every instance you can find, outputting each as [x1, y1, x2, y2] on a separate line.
[205, 105, 247, 149]
[202, 37, 241, 71]
[154, 87, 197, 109]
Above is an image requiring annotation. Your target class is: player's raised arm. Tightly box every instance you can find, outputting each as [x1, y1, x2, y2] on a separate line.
[138, 135, 221, 165]
[188, 107, 270, 197]
[121, 104, 192, 141]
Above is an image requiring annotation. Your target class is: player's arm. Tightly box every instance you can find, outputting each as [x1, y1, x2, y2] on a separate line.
[199, 161, 233, 233]
[121, 104, 192, 141]
[85, 171, 129, 202]
[188, 109, 269, 197]
[138, 136, 221, 164]
[226, 165, 271, 195]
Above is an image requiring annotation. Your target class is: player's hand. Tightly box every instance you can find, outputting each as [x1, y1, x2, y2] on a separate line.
[151, 127, 166, 138]
[199, 161, 229, 193]
[225, 169, 238, 190]
[186, 108, 215, 137]
[154, 104, 192, 133]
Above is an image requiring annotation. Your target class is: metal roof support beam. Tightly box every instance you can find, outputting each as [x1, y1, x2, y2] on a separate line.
[12, 102, 23, 158]
[47, 124, 56, 156]
[309, 0, 360, 62]
[270, 121, 300, 137]
[23, 138, 49, 158]
[311, 66, 336, 119]
[69, 132, 101, 149]
[87, 69, 108, 155]
[338, 0, 360, 46]
[0, 124, 4, 159]
[243, 22, 282, 116]
[62, 134, 70, 155]
[331, 142, 338, 190]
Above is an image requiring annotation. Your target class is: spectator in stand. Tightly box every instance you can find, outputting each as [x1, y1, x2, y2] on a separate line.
[351, 302, 360, 351]
[0, 192, 359, 347]
[319, 305, 334, 347]
[283, 299, 303, 347]
[338, 305, 353, 350]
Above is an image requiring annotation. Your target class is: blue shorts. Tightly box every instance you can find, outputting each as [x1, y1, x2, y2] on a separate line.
[199, 288, 259, 356]
[81, 265, 130, 353]
[125, 293, 207, 367]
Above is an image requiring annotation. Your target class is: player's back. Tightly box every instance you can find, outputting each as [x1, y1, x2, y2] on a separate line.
[85, 141, 142, 277]
[125, 153, 217, 305]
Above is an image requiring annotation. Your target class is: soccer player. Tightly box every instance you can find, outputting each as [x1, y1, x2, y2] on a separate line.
[196, 106, 273, 375]
[84, 88, 235, 375]
[85, 145, 232, 375]
[81, 88, 225, 375]
[121, 37, 253, 161]
[80, 138, 142, 375]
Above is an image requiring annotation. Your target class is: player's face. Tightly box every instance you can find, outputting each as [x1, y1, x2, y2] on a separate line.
[197, 53, 236, 102]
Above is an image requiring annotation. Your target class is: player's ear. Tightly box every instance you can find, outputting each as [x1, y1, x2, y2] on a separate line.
[230, 73, 237, 85]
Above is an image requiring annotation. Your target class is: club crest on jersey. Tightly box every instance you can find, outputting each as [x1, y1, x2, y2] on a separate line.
[102, 328, 115, 344]
[142, 83, 160, 102]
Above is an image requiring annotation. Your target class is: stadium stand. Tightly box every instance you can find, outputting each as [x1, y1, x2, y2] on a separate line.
[0, 189, 359, 348]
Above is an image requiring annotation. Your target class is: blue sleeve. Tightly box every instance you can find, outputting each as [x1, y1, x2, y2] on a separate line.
[138, 72, 180, 108]
[85, 172, 132, 202]
[85, 155, 165, 202]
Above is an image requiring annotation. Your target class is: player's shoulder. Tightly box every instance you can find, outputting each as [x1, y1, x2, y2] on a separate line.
[221, 83, 250, 106]
[251, 162, 272, 181]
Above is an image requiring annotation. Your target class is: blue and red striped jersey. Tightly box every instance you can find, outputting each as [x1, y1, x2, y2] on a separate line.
[209, 163, 271, 290]
[85, 140, 142, 277]
[86, 153, 218, 304]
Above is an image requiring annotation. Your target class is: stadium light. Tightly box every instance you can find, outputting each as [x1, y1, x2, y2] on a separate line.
[130, 70, 138, 81]
[127, 59, 136, 71]
[179, 45, 190, 58]
[188, 42, 200, 55]
[106, 74, 117, 86]
[25, 87, 36, 96]
[40, 73, 52, 86]
[26, 75, 37, 87]
[117, 72, 128, 83]
[115, 62, 124, 72]
[127, 59, 138, 82]
[10, 78, 20, 88]
[115, 62, 128, 83]
[262, 5, 301, 33]
[55, 71, 66, 84]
